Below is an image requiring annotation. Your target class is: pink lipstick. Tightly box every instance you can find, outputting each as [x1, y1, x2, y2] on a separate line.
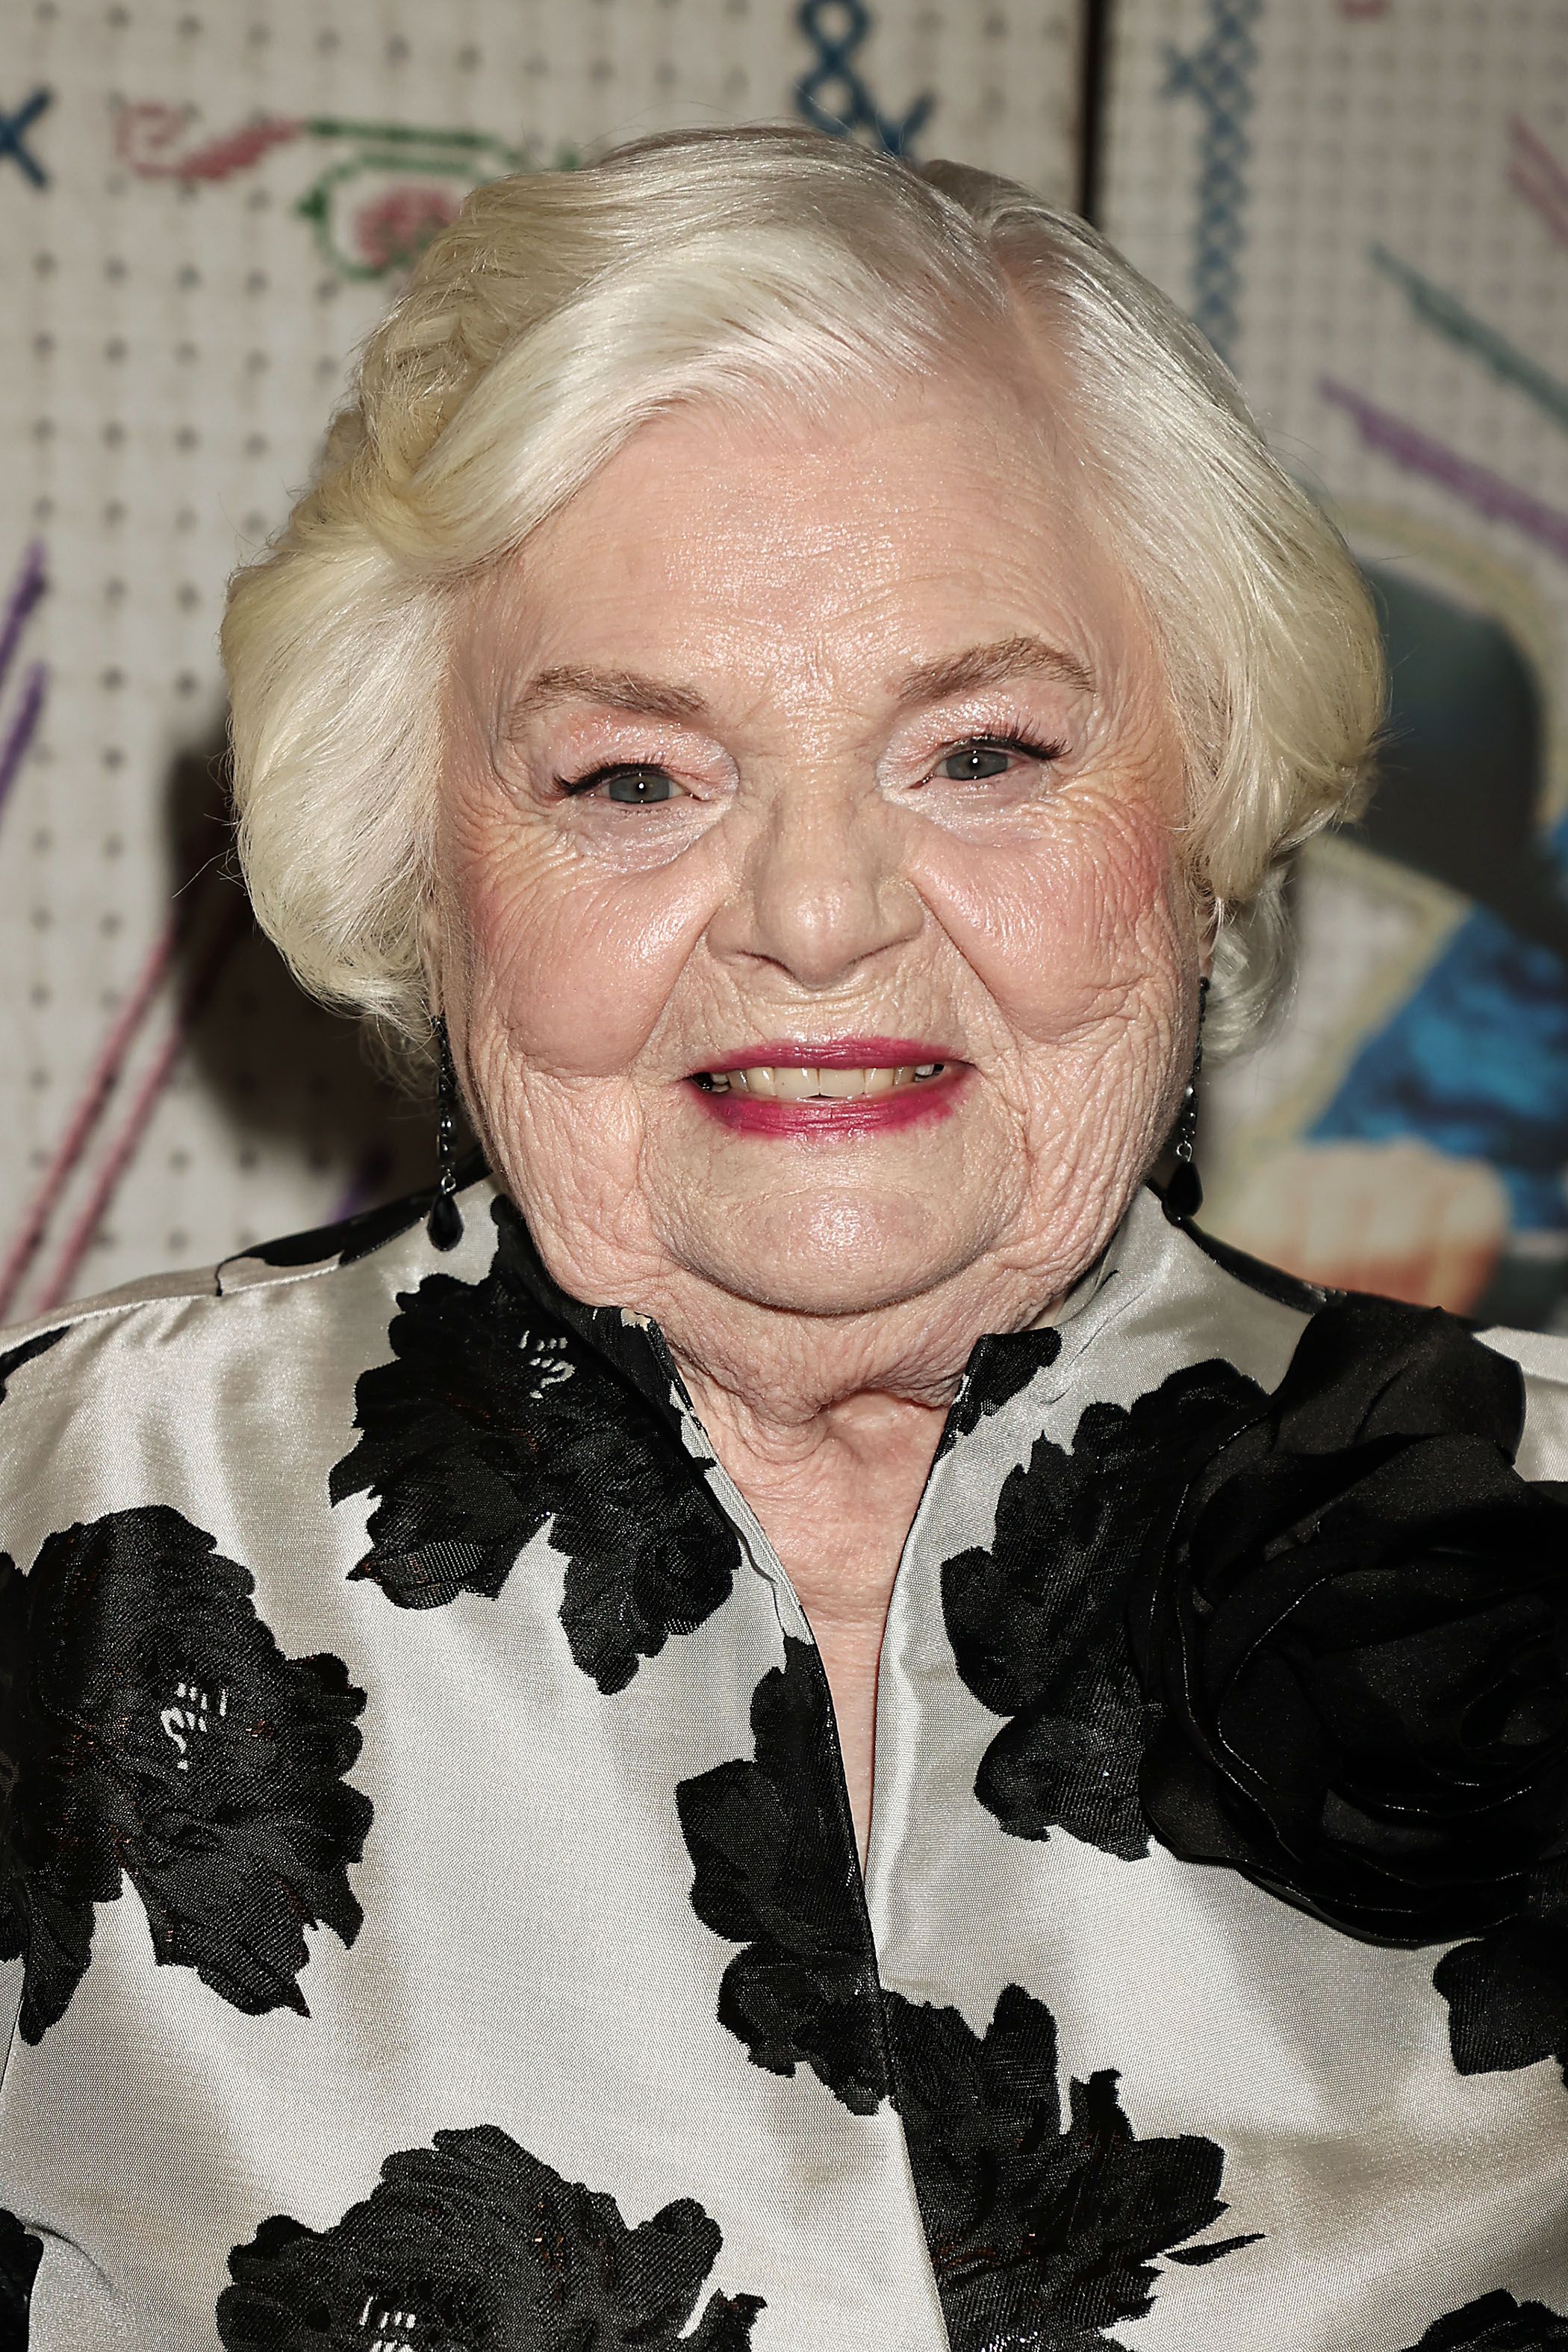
[686, 1039, 965, 1136]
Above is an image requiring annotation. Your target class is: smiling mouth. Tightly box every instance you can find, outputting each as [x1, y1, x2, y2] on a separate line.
[691, 1062, 948, 1098]
[684, 1045, 965, 1135]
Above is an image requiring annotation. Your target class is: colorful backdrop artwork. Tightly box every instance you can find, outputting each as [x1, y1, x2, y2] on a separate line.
[113, 102, 565, 280]
[2, 0, 1565, 1331]
[1105, 0, 1568, 1328]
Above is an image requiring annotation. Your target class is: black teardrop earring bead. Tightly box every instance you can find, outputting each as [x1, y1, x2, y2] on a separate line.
[1164, 975, 1209, 1223]
[426, 1018, 464, 1252]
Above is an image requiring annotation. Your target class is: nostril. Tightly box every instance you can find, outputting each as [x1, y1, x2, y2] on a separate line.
[729, 876, 919, 987]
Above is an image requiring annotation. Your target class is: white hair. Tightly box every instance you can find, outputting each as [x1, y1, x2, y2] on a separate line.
[223, 124, 1383, 1063]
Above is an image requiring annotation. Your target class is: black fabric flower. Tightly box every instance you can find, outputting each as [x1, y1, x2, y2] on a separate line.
[936, 1328, 1062, 1458]
[676, 1636, 889, 2114]
[217, 2124, 763, 2350]
[1401, 2292, 1568, 2348]
[0, 1505, 371, 2042]
[0, 2206, 43, 2350]
[1130, 1295, 1568, 1959]
[943, 1360, 1260, 1859]
[332, 1198, 742, 1695]
[885, 1982, 1257, 2351]
[0, 1327, 63, 1407]
[1432, 1915, 1568, 2082]
[678, 1652, 1254, 2348]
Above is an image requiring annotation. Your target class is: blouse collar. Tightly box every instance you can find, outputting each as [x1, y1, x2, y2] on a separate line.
[490, 1175, 1168, 1440]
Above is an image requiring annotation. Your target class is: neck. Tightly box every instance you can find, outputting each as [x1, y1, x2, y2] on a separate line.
[655, 1257, 1062, 1622]
[659, 1269, 1066, 1868]
[647, 1248, 1078, 1439]
[593, 1230, 1122, 1867]
[673, 1313, 960, 1870]
[679, 1363, 950, 1522]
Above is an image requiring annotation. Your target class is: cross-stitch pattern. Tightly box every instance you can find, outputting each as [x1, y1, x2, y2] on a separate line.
[1159, 0, 1261, 365]
[0, 87, 52, 187]
[115, 102, 570, 279]
[795, 0, 933, 155]
[0, 0, 1079, 1319]
[1104, 0, 1568, 1329]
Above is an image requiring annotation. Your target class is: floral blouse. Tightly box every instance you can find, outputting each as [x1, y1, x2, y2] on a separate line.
[2, 1172, 1568, 2352]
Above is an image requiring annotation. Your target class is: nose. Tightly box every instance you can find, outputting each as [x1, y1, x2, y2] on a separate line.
[706, 772, 922, 990]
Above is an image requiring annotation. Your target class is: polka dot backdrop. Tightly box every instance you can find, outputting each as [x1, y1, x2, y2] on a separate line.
[0, 0, 1083, 1320]
[1103, 0, 1568, 1327]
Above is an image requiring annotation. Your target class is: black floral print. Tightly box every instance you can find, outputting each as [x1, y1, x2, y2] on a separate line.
[217, 2124, 764, 2350]
[936, 1327, 1062, 1457]
[676, 1635, 889, 2114]
[0, 1327, 63, 1407]
[0, 2206, 43, 2351]
[942, 1360, 1260, 1859]
[1127, 1297, 1568, 2085]
[1433, 1919, 1568, 2085]
[10, 1178, 1568, 2348]
[886, 1983, 1257, 2351]
[332, 1197, 743, 1694]
[0, 1505, 370, 2042]
[679, 1643, 1255, 2348]
[1401, 2292, 1568, 2348]
[1132, 1297, 1555, 1940]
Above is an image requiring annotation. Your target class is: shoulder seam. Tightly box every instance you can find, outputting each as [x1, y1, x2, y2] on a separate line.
[214, 1252, 371, 1301]
[0, 1284, 211, 1349]
[0, 1249, 361, 1353]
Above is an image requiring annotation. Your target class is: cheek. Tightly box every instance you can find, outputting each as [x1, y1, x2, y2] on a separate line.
[912, 793, 1190, 1043]
[444, 817, 719, 1080]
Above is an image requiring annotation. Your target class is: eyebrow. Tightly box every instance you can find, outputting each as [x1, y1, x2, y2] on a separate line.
[503, 665, 712, 729]
[503, 633, 1095, 732]
[895, 634, 1096, 705]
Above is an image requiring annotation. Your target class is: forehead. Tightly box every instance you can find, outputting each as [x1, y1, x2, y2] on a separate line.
[466, 369, 1137, 697]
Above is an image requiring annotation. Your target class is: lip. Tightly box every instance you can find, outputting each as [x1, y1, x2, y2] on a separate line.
[695, 1037, 957, 1074]
[685, 1039, 966, 1138]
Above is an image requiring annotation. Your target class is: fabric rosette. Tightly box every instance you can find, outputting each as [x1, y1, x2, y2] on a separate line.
[1129, 1298, 1568, 1950]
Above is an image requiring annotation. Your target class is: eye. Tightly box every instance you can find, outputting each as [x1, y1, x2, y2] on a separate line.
[561, 763, 682, 806]
[934, 735, 1061, 784]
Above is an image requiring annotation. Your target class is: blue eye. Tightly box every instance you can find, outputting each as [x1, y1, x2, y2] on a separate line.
[605, 768, 674, 804]
[566, 765, 678, 804]
[934, 735, 1061, 784]
[940, 744, 1014, 782]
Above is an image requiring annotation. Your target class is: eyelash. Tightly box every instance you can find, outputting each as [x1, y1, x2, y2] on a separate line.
[945, 730, 1064, 771]
[554, 730, 1066, 802]
[555, 762, 671, 799]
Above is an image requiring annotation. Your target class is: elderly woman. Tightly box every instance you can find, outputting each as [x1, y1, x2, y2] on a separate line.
[3, 125, 1567, 2352]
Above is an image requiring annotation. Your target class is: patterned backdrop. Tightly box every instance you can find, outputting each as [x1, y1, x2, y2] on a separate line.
[1104, 0, 1568, 1326]
[0, 0, 1081, 1322]
[1, 0, 1564, 1328]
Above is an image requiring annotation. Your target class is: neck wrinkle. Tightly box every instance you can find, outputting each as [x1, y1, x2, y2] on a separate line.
[494, 1168, 1157, 1453]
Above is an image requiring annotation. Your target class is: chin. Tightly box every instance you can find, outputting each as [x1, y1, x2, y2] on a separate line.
[673, 1190, 984, 1319]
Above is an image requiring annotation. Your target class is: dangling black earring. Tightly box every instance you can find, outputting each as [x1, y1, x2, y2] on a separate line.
[1165, 976, 1209, 1222]
[426, 1017, 464, 1251]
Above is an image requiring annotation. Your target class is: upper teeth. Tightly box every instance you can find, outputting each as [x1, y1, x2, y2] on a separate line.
[700, 1063, 946, 1097]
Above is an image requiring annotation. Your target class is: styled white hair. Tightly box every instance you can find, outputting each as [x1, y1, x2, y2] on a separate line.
[223, 123, 1383, 1062]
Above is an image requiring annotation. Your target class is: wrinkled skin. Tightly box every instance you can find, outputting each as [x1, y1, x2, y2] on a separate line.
[430, 360, 1203, 1847]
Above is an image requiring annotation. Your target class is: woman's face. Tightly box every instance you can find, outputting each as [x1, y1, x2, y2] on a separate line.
[435, 362, 1201, 1347]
